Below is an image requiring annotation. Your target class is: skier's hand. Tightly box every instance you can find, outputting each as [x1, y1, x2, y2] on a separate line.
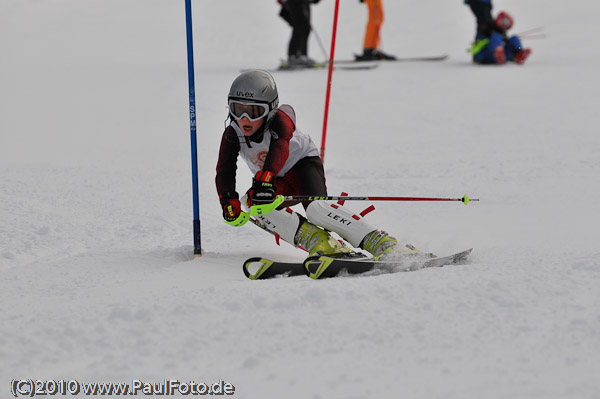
[221, 198, 242, 222]
[246, 170, 277, 206]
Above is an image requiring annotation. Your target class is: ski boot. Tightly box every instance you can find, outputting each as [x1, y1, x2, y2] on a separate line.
[360, 229, 399, 260]
[295, 220, 352, 257]
[374, 49, 397, 60]
[355, 48, 396, 61]
[514, 48, 532, 65]
[494, 46, 506, 65]
[284, 54, 319, 69]
[360, 230, 433, 261]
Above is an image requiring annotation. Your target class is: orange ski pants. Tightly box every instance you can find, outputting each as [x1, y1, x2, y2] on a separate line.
[363, 0, 384, 50]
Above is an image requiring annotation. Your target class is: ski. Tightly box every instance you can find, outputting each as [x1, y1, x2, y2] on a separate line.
[277, 61, 327, 70]
[333, 62, 380, 70]
[241, 61, 379, 74]
[304, 248, 473, 279]
[243, 257, 306, 280]
[243, 253, 367, 280]
[240, 53, 447, 75]
[243, 249, 472, 280]
[335, 54, 449, 64]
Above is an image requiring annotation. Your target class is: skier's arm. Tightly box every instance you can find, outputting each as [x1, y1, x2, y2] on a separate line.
[261, 109, 295, 176]
[245, 110, 294, 206]
[216, 126, 241, 203]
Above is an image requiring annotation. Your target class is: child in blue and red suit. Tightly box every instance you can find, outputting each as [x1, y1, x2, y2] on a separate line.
[465, 0, 531, 65]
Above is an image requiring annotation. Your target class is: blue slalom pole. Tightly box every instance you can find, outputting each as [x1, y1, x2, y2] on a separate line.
[185, 0, 202, 256]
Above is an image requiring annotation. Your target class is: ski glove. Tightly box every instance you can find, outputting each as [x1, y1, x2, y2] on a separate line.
[246, 170, 277, 206]
[222, 198, 242, 222]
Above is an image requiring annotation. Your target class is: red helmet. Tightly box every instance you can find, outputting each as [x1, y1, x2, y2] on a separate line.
[495, 11, 514, 30]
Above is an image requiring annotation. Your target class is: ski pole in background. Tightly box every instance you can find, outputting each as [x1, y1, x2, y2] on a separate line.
[320, 0, 341, 164]
[280, 194, 479, 205]
[185, 0, 202, 256]
[514, 26, 544, 37]
[310, 24, 329, 61]
[515, 26, 546, 39]
[518, 33, 547, 40]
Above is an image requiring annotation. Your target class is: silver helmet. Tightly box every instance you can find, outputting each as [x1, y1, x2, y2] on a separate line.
[228, 70, 279, 125]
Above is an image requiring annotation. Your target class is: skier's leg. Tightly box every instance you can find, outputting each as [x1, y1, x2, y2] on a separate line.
[299, 2, 311, 57]
[254, 208, 350, 257]
[363, 0, 382, 51]
[280, 157, 397, 258]
[287, 0, 311, 61]
[505, 35, 531, 64]
[287, 0, 303, 58]
[504, 35, 521, 60]
[305, 201, 404, 260]
[256, 157, 350, 257]
[253, 208, 302, 247]
[294, 215, 352, 256]
[465, 0, 494, 34]
[275, 156, 327, 210]
[474, 32, 505, 64]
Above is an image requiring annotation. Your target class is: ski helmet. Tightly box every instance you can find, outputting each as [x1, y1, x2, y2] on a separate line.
[228, 70, 279, 125]
[495, 11, 514, 31]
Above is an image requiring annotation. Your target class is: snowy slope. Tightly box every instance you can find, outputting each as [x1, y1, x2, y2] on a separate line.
[1, 0, 599, 398]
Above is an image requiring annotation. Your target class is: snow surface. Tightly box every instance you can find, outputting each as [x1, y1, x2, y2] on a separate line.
[1, 0, 599, 398]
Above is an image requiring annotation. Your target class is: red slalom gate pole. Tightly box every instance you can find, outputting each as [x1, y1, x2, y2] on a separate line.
[320, 0, 340, 164]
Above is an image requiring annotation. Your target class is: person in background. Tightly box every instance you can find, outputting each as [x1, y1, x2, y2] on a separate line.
[355, 0, 396, 61]
[465, 0, 531, 65]
[278, 0, 322, 68]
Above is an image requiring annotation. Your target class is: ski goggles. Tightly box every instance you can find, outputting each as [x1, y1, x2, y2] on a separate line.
[228, 100, 270, 122]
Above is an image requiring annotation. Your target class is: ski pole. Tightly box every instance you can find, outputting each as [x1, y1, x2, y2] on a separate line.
[229, 195, 478, 229]
[281, 194, 479, 205]
[514, 26, 544, 36]
[518, 33, 547, 40]
[310, 24, 329, 61]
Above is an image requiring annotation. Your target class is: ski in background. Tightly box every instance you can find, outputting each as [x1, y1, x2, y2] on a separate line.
[334, 54, 449, 64]
[282, 60, 380, 71]
[241, 60, 379, 73]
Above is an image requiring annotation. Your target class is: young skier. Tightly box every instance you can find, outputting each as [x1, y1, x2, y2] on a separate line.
[465, 0, 531, 65]
[216, 70, 410, 260]
[278, 0, 321, 68]
[355, 0, 397, 61]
